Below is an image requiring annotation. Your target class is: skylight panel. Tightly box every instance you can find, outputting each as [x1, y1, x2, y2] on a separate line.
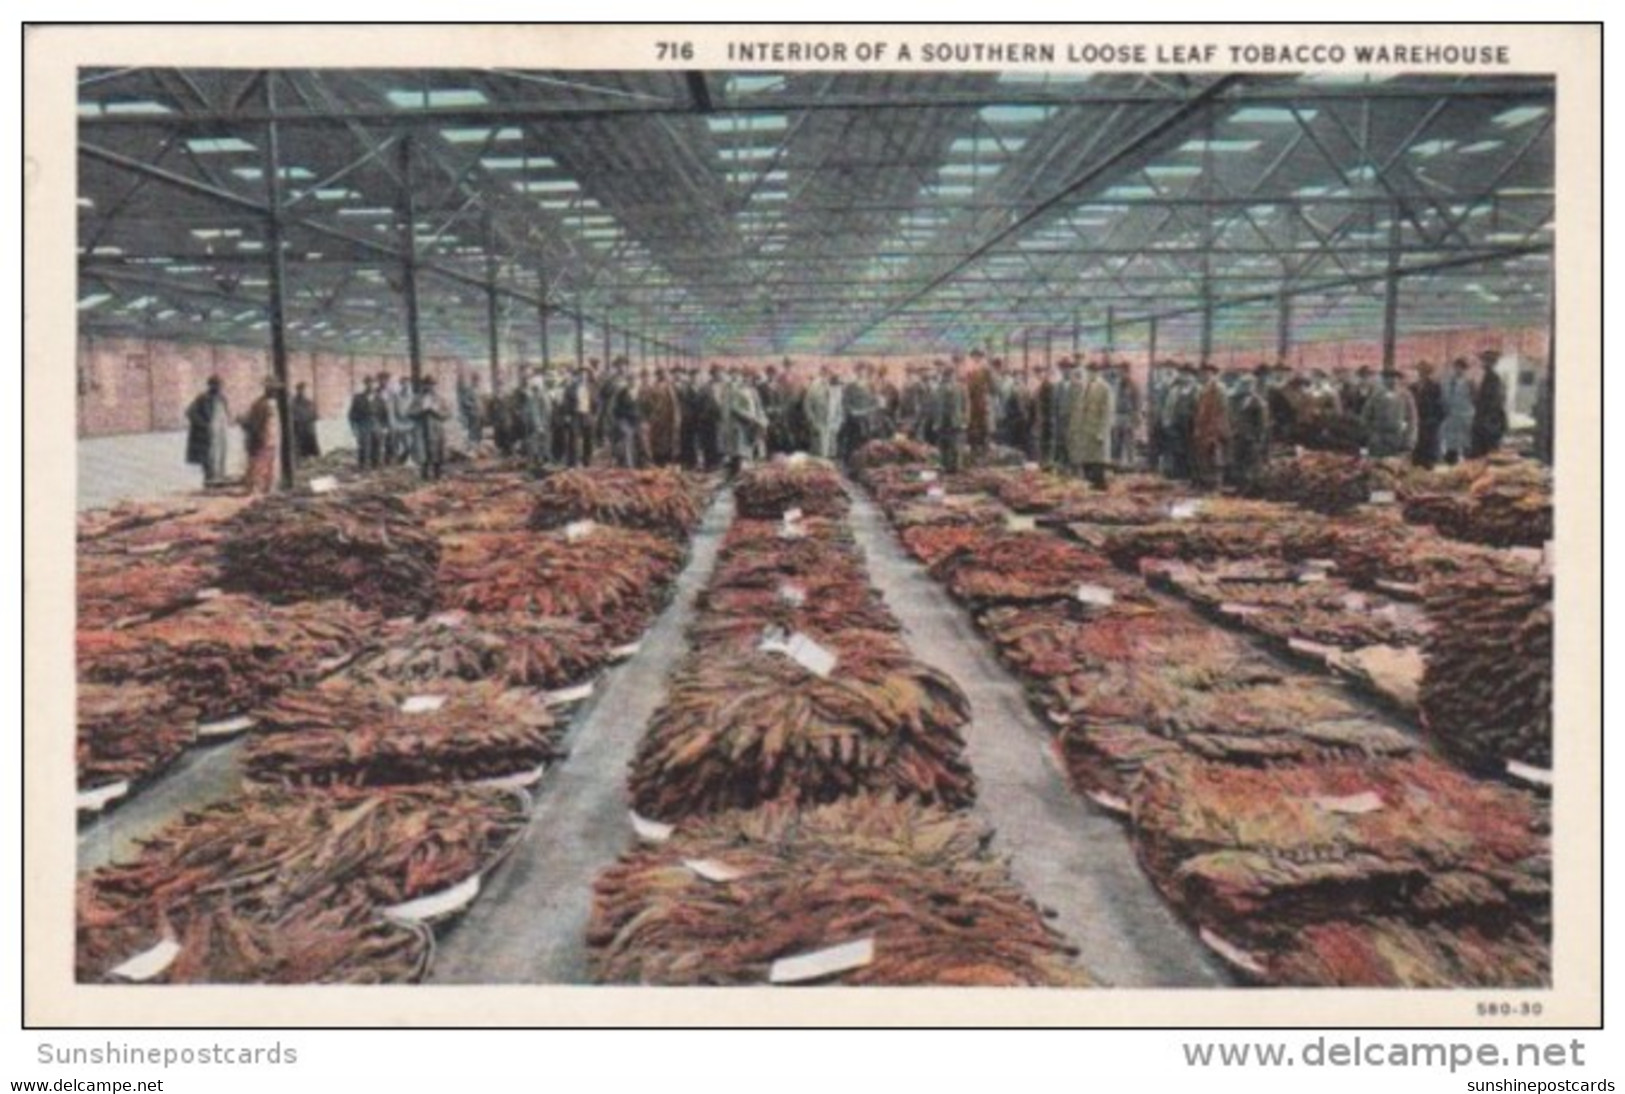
[706, 114, 788, 135]
[1103, 184, 1156, 199]
[89, 245, 123, 256]
[1409, 139, 1457, 158]
[231, 166, 315, 181]
[186, 137, 257, 154]
[939, 162, 1001, 177]
[1229, 107, 1315, 124]
[1144, 165, 1201, 179]
[442, 126, 522, 143]
[996, 71, 1091, 86]
[481, 155, 558, 171]
[1492, 106, 1548, 129]
[386, 88, 489, 109]
[1299, 73, 1397, 85]
[336, 207, 394, 218]
[725, 75, 786, 96]
[95, 100, 173, 116]
[516, 179, 581, 193]
[190, 228, 245, 239]
[1459, 140, 1504, 154]
[719, 146, 778, 161]
[1179, 139, 1261, 153]
[949, 137, 1025, 157]
[978, 105, 1057, 126]
[77, 293, 112, 311]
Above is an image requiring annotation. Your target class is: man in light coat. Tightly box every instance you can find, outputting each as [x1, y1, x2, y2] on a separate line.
[804, 366, 845, 460]
[1066, 360, 1116, 489]
[1361, 367, 1419, 459]
[1189, 363, 1232, 491]
[930, 360, 969, 474]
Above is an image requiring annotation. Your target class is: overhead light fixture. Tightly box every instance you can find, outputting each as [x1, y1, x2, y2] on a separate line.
[77, 293, 112, 311]
[977, 105, 1057, 126]
[1229, 107, 1316, 124]
[481, 155, 558, 171]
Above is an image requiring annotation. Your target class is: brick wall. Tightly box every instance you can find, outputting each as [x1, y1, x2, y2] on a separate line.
[76, 336, 475, 438]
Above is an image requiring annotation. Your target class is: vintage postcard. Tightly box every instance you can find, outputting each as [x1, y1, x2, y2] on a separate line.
[23, 23, 1600, 1028]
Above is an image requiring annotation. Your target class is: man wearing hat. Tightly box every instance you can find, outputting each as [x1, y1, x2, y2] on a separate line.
[804, 364, 844, 461]
[897, 362, 930, 442]
[1065, 359, 1115, 489]
[1159, 364, 1199, 480]
[1469, 349, 1509, 458]
[348, 375, 378, 471]
[239, 376, 283, 495]
[1410, 361, 1447, 468]
[1110, 362, 1140, 469]
[291, 382, 320, 461]
[965, 348, 995, 458]
[1360, 367, 1418, 459]
[1189, 363, 1232, 490]
[184, 375, 231, 486]
[928, 359, 969, 473]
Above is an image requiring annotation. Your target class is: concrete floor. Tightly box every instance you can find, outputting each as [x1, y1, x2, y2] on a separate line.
[428, 492, 735, 984]
[846, 490, 1231, 988]
[78, 419, 352, 510]
[77, 737, 247, 873]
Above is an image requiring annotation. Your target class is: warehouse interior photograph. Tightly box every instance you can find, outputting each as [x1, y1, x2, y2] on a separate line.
[64, 61, 1563, 999]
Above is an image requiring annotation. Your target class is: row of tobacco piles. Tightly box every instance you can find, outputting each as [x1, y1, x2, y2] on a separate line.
[857, 442, 1551, 988]
[76, 462, 711, 983]
[586, 458, 1093, 987]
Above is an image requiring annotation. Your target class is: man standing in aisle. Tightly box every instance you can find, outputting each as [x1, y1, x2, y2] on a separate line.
[1065, 359, 1115, 490]
[841, 362, 881, 461]
[1361, 367, 1419, 459]
[1229, 366, 1272, 489]
[291, 382, 320, 461]
[239, 376, 283, 495]
[609, 363, 642, 468]
[676, 367, 705, 469]
[392, 372, 418, 465]
[561, 364, 593, 467]
[374, 373, 399, 461]
[522, 372, 554, 472]
[1410, 361, 1447, 468]
[964, 349, 994, 459]
[930, 359, 969, 474]
[1189, 363, 1232, 491]
[1035, 361, 1060, 467]
[1469, 349, 1509, 458]
[1111, 362, 1140, 470]
[1160, 365, 1198, 480]
[1265, 365, 1298, 449]
[804, 365, 844, 461]
[411, 375, 450, 481]
[1051, 358, 1080, 469]
[184, 375, 231, 486]
[720, 366, 769, 475]
[457, 372, 484, 447]
[347, 375, 377, 471]
[897, 362, 930, 441]
[642, 367, 682, 466]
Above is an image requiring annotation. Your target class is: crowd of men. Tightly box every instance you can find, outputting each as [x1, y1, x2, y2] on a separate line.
[195, 343, 1534, 494]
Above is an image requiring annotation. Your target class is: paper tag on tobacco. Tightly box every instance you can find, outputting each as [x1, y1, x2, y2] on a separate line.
[629, 811, 674, 842]
[768, 938, 875, 984]
[564, 519, 596, 542]
[917, 470, 938, 483]
[1506, 760, 1553, 788]
[430, 610, 469, 628]
[1312, 791, 1385, 815]
[309, 475, 340, 494]
[683, 859, 746, 883]
[1168, 499, 1203, 521]
[1297, 569, 1329, 584]
[544, 682, 595, 707]
[1004, 514, 1037, 533]
[783, 507, 804, 524]
[194, 587, 223, 601]
[384, 874, 481, 923]
[400, 694, 447, 714]
[1075, 583, 1116, 607]
[77, 780, 130, 813]
[786, 453, 808, 466]
[777, 583, 807, 607]
[784, 633, 837, 678]
[1368, 490, 1397, 505]
[925, 486, 946, 502]
[1022, 462, 1040, 472]
[196, 715, 254, 739]
[110, 938, 182, 982]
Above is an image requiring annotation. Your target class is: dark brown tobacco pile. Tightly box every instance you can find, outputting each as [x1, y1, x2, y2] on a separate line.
[77, 786, 527, 982]
[77, 682, 201, 792]
[1131, 754, 1550, 987]
[1156, 565, 1431, 651]
[528, 468, 704, 539]
[966, 468, 1091, 515]
[734, 460, 850, 519]
[77, 595, 381, 720]
[77, 495, 249, 549]
[220, 492, 441, 619]
[1264, 916, 1550, 988]
[1420, 558, 1553, 770]
[405, 473, 537, 535]
[246, 680, 559, 788]
[77, 550, 224, 630]
[587, 797, 1092, 987]
[345, 611, 609, 691]
[1246, 453, 1405, 515]
[628, 647, 975, 821]
[928, 531, 1122, 608]
[1400, 457, 1552, 549]
[436, 528, 682, 640]
[692, 584, 900, 648]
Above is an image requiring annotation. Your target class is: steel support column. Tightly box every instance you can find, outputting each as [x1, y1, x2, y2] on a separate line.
[1148, 316, 1159, 365]
[398, 137, 424, 387]
[1381, 204, 1402, 372]
[1105, 306, 1116, 356]
[1276, 290, 1293, 364]
[574, 310, 585, 368]
[484, 215, 502, 390]
[262, 72, 295, 488]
